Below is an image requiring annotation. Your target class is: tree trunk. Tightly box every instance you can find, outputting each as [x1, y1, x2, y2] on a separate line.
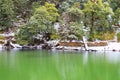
[84, 12, 87, 27]
[91, 12, 94, 34]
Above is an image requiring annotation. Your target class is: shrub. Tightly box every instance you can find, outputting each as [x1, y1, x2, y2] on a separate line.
[117, 33, 120, 42]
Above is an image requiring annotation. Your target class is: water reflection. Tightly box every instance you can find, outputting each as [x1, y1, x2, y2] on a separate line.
[83, 51, 88, 65]
[104, 52, 120, 63]
[54, 50, 120, 62]
[0, 50, 120, 80]
[1, 51, 17, 63]
[82, 51, 120, 64]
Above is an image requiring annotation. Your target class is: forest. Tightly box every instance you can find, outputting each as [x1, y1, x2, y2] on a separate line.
[0, 0, 120, 45]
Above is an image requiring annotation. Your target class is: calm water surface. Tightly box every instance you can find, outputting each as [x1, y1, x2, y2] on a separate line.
[0, 50, 120, 80]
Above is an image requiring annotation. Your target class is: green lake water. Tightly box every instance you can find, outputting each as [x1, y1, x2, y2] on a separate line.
[0, 50, 120, 80]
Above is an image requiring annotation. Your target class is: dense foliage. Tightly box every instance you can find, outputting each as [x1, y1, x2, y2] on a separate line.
[83, 0, 114, 40]
[0, 0, 14, 30]
[16, 2, 59, 44]
[0, 0, 119, 44]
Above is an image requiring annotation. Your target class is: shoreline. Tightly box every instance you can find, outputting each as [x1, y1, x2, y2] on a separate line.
[1, 40, 120, 52]
[0, 32, 120, 52]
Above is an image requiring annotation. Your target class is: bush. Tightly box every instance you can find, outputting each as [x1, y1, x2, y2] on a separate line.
[0, 35, 5, 40]
[88, 31, 115, 41]
[104, 32, 115, 40]
[17, 40, 28, 45]
[50, 33, 61, 40]
[117, 33, 120, 42]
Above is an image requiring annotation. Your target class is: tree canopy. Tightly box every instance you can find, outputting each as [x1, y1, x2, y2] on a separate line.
[16, 2, 59, 44]
[83, 0, 114, 40]
[0, 0, 119, 44]
[0, 0, 14, 30]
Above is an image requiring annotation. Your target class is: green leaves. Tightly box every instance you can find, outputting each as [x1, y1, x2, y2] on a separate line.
[69, 22, 84, 39]
[113, 8, 120, 27]
[44, 2, 59, 22]
[65, 2, 83, 22]
[29, 2, 59, 32]
[83, 0, 114, 40]
[15, 0, 119, 43]
[0, 0, 14, 17]
[16, 2, 59, 44]
[0, 0, 14, 29]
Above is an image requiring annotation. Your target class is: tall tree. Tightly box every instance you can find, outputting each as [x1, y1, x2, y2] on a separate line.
[16, 2, 59, 44]
[83, 0, 114, 40]
[14, 0, 33, 19]
[0, 0, 14, 30]
[60, 2, 83, 40]
[113, 8, 120, 27]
